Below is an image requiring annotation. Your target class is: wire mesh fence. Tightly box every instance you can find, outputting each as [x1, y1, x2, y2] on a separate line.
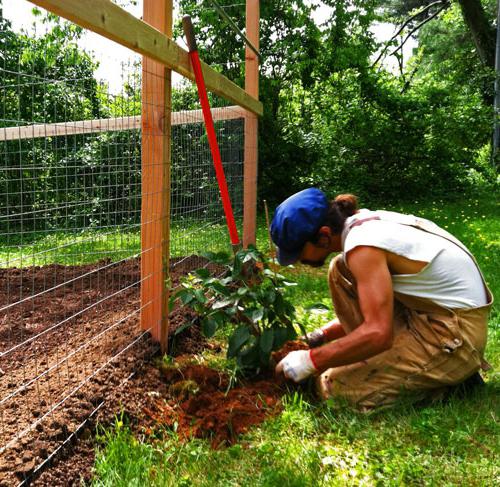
[170, 96, 244, 262]
[0, 4, 246, 483]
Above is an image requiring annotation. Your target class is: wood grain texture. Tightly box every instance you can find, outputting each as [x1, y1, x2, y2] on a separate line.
[0, 107, 246, 141]
[140, 0, 172, 350]
[243, 0, 260, 247]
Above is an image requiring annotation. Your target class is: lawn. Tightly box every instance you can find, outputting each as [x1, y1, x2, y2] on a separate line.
[0, 220, 235, 268]
[87, 195, 500, 485]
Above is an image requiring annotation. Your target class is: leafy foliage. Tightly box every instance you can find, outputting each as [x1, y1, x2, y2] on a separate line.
[176, 0, 497, 205]
[169, 247, 298, 374]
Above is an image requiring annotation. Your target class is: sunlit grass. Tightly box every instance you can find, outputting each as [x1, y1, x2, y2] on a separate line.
[0, 221, 236, 268]
[93, 380, 499, 486]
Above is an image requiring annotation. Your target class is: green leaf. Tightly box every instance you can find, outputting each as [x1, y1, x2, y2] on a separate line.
[209, 310, 226, 325]
[226, 306, 238, 316]
[180, 292, 195, 306]
[251, 308, 265, 323]
[274, 293, 285, 315]
[208, 281, 230, 296]
[262, 287, 276, 305]
[168, 290, 184, 309]
[260, 328, 274, 354]
[236, 342, 260, 372]
[227, 326, 250, 358]
[273, 327, 290, 350]
[201, 318, 217, 338]
[193, 289, 207, 304]
[194, 268, 210, 279]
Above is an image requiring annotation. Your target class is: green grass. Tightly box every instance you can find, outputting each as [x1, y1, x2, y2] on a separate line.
[0, 221, 235, 267]
[92, 384, 499, 486]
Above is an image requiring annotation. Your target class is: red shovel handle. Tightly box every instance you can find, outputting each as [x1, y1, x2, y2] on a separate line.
[182, 15, 241, 251]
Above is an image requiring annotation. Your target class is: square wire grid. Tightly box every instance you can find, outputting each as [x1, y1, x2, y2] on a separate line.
[0, 23, 245, 484]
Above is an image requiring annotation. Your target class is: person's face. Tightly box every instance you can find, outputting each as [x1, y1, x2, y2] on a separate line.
[298, 227, 342, 267]
[299, 241, 332, 267]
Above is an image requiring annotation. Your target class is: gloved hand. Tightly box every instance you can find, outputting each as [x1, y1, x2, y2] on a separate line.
[300, 328, 327, 348]
[276, 350, 317, 382]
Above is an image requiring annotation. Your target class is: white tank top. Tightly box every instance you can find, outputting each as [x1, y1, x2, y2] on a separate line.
[343, 210, 488, 309]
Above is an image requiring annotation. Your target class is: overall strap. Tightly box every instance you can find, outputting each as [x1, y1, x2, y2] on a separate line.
[341, 211, 491, 300]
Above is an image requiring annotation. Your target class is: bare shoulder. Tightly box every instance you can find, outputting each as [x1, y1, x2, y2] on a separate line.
[346, 246, 427, 276]
[345, 245, 387, 273]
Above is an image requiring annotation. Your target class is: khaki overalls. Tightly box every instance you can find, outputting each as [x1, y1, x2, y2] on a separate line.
[317, 214, 493, 411]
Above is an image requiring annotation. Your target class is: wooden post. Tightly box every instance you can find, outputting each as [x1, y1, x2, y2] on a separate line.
[243, 0, 260, 247]
[141, 0, 172, 352]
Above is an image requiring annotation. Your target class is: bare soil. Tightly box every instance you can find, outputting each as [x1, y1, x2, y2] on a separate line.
[0, 257, 214, 486]
[0, 254, 303, 485]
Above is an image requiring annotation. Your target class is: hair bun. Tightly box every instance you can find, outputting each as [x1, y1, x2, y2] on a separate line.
[334, 194, 358, 217]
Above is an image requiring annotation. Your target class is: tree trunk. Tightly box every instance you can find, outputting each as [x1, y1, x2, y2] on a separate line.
[458, 0, 496, 68]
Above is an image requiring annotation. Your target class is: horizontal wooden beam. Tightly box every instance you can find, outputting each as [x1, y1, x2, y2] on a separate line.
[0, 106, 246, 141]
[0, 116, 140, 141]
[27, 0, 263, 116]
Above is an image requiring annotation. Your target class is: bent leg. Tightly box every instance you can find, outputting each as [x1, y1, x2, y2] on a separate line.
[317, 306, 488, 411]
[321, 256, 489, 411]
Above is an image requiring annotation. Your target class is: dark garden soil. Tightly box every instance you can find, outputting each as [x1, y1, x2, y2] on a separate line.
[0, 256, 308, 486]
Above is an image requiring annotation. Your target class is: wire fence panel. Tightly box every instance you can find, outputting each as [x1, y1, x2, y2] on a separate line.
[0, 45, 152, 483]
[170, 92, 244, 263]
[0, 5, 246, 484]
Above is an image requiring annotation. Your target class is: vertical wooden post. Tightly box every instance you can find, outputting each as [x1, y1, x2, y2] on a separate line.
[243, 0, 260, 247]
[141, 0, 172, 352]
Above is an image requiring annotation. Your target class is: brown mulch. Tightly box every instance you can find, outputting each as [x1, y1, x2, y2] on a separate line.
[270, 339, 310, 364]
[144, 362, 284, 448]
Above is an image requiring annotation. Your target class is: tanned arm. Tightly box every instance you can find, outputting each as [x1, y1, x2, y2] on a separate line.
[310, 247, 394, 372]
[319, 319, 346, 341]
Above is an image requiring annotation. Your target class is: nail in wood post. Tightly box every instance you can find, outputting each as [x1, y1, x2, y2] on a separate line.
[243, 0, 260, 247]
[141, 0, 172, 352]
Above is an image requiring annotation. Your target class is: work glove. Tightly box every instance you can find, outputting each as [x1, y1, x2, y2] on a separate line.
[276, 350, 317, 383]
[300, 328, 327, 348]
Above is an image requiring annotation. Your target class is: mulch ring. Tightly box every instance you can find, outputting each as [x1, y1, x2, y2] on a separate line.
[138, 340, 311, 449]
[142, 360, 282, 448]
[112, 339, 310, 450]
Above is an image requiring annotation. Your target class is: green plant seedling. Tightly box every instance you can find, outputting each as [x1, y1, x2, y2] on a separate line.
[169, 245, 299, 375]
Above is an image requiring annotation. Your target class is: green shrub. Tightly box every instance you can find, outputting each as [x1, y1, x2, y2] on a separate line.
[169, 247, 299, 375]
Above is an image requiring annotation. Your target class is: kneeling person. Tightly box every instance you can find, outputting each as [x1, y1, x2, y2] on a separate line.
[271, 188, 492, 410]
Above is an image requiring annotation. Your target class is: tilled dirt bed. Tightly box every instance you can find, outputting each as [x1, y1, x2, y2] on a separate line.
[0, 256, 213, 486]
[0, 257, 307, 486]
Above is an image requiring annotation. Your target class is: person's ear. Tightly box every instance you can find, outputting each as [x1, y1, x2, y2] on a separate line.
[318, 226, 332, 237]
[317, 226, 332, 248]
